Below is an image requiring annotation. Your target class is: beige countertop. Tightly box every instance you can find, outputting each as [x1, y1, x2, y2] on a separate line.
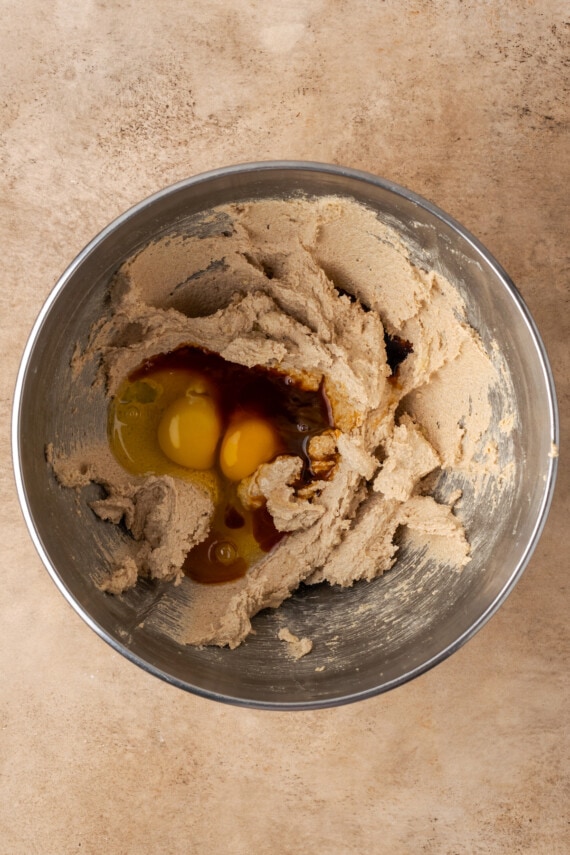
[2, 2, 568, 852]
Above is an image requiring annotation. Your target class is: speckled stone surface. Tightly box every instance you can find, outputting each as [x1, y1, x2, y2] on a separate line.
[2, 2, 568, 853]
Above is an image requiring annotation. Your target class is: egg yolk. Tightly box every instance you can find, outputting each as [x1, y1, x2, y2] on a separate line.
[109, 346, 336, 584]
[158, 390, 222, 470]
[220, 416, 280, 481]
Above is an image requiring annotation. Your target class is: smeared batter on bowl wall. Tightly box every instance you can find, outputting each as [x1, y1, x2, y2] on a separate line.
[49, 196, 514, 649]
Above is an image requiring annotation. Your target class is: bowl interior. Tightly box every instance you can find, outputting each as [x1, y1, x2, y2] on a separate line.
[13, 164, 558, 708]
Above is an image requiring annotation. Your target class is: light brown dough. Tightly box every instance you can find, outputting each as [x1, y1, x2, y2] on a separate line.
[51, 196, 510, 649]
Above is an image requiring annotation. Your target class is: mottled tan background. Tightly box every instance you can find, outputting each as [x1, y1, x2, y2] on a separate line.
[2, 1, 568, 853]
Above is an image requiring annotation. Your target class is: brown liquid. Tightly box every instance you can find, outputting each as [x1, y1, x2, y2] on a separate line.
[384, 331, 413, 376]
[183, 531, 249, 584]
[130, 346, 333, 583]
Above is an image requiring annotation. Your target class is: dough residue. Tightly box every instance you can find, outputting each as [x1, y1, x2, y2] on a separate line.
[278, 627, 313, 660]
[50, 195, 512, 650]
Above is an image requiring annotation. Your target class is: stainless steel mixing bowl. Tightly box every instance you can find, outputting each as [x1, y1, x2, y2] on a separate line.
[12, 162, 559, 709]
